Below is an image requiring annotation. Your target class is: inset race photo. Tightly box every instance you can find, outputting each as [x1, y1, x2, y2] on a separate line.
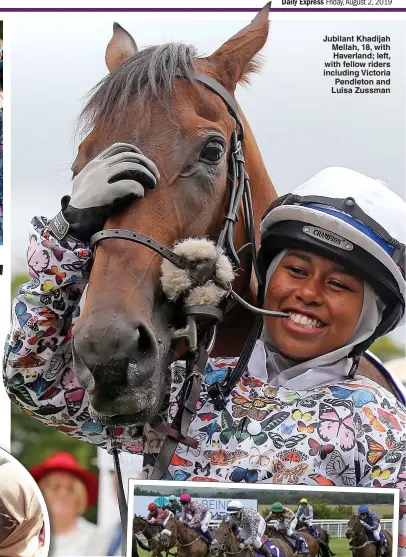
[127, 481, 398, 557]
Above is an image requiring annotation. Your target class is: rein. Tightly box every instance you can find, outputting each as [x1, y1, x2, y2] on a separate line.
[92, 70, 288, 554]
[352, 540, 373, 550]
[165, 521, 202, 549]
[213, 526, 246, 556]
[348, 525, 373, 551]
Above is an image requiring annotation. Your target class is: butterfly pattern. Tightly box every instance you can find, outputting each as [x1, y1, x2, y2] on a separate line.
[4, 218, 406, 550]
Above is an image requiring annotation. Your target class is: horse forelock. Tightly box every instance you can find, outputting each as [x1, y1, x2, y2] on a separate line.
[79, 42, 198, 134]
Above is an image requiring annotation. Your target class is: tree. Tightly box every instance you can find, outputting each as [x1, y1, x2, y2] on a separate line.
[11, 272, 30, 299]
[369, 336, 405, 363]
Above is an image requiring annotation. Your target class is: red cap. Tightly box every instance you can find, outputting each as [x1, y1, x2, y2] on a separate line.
[148, 503, 157, 511]
[29, 452, 98, 509]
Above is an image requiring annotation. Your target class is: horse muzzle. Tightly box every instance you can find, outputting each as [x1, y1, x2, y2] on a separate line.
[210, 540, 220, 555]
[346, 530, 353, 539]
[160, 529, 172, 545]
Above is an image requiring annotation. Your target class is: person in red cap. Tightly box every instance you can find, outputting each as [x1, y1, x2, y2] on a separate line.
[146, 503, 165, 524]
[30, 453, 99, 557]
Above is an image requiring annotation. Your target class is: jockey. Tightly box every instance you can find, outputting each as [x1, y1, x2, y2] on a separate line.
[296, 499, 317, 537]
[226, 500, 272, 557]
[168, 495, 182, 517]
[265, 503, 302, 552]
[357, 505, 384, 555]
[179, 494, 212, 545]
[146, 503, 165, 524]
[160, 504, 174, 525]
[5, 161, 406, 551]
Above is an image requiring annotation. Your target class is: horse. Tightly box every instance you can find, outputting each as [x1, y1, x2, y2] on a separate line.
[296, 520, 335, 557]
[211, 520, 294, 557]
[160, 516, 210, 557]
[132, 515, 173, 557]
[69, 3, 397, 428]
[265, 525, 318, 557]
[345, 515, 392, 557]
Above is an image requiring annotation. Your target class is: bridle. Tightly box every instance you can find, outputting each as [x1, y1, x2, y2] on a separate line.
[161, 518, 202, 551]
[132, 516, 163, 553]
[346, 520, 373, 550]
[89, 70, 288, 554]
[212, 525, 245, 556]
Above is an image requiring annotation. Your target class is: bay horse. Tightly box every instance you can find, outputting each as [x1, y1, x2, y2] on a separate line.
[211, 521, 294, 557]
[70, 3, 396, 427]
[296, 520, 335, 557]
[160, 516, 210, 557]
[345, 515, 392, 557]
[133, 515, 175, 557]
[266, 525, 318, 557]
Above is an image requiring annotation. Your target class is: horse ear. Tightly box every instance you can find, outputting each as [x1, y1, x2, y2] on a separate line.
[207, 2, 270, 92]
[105, 22, 138, 72]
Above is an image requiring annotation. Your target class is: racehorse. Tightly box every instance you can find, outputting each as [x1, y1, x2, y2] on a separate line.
[133, 515, 175, 557]
[296, 520, 335, 557]
[133, 515, 166, 557]
[160, 516, 210, 557]
[70, 3, 396, 428]
[266, 525, 318, 557]
[211, 521, 294, 557]
[345, 515, 392, 557]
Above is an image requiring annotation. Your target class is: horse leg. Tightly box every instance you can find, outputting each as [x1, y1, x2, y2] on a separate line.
[131, 538, 139, 557]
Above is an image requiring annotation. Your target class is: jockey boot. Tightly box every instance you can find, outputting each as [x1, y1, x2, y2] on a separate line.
[201, 529, 212, 545]
[377, 539, 386, 556]
[257, 544, 272, 557]
[290, 533, 302, 554]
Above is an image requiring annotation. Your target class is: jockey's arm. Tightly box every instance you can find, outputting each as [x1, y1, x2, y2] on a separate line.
[243, 514, 260, 546]
[3, 218, 95, 434]
[369, 513, 380, 530]
[189, 511, 202, 527]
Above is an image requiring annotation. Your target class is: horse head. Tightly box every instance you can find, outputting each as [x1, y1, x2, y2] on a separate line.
[72, 5, 274, 425]
[160, 516, 178, 545]
[211, 521, 237, 555]
[346, 514, 364, 539]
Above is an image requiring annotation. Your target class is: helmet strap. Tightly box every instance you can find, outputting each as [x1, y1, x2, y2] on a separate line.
[347, 353, 361, 379]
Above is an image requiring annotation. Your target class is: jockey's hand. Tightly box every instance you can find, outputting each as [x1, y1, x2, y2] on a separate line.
[239, 543, 245, 550]
[49, 143, 160, 242]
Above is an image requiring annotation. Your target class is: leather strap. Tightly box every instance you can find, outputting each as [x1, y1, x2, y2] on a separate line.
[150, 347, 208, 480]
[208, 314, 263, 410]
[90, 230, 226, 288]
[176, 70, 244, 140]
[90, 229, 185, 268]
[113, 447, 127, 555]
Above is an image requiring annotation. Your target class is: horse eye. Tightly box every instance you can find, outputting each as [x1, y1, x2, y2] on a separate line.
[200, 140, 225, 163]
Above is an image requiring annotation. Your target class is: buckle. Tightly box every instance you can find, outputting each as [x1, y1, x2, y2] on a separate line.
[152, 423, 199, 449]
[207, 381, 227, 411]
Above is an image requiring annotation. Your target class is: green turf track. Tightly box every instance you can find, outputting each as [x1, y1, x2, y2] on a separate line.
[135, 537, 353, 556]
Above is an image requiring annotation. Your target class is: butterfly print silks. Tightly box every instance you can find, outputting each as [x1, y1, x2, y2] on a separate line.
[4, 217, 406, 554]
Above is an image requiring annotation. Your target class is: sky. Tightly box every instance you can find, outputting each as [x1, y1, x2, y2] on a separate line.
[10, 16, 406, 346]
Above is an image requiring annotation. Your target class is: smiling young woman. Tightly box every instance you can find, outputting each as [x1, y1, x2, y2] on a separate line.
[264, 249, 365, 361]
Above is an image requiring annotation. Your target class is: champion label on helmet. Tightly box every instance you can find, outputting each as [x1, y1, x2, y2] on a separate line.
[302, 225, 353, 251]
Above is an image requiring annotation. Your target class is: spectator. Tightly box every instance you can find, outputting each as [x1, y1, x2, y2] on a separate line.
[30, 453, 98, 556]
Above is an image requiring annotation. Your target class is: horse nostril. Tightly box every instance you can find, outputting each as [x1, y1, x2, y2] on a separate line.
[135, 324, 155, 357]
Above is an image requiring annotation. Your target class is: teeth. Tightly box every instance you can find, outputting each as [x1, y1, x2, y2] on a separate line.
[288, 313, 324, 329]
